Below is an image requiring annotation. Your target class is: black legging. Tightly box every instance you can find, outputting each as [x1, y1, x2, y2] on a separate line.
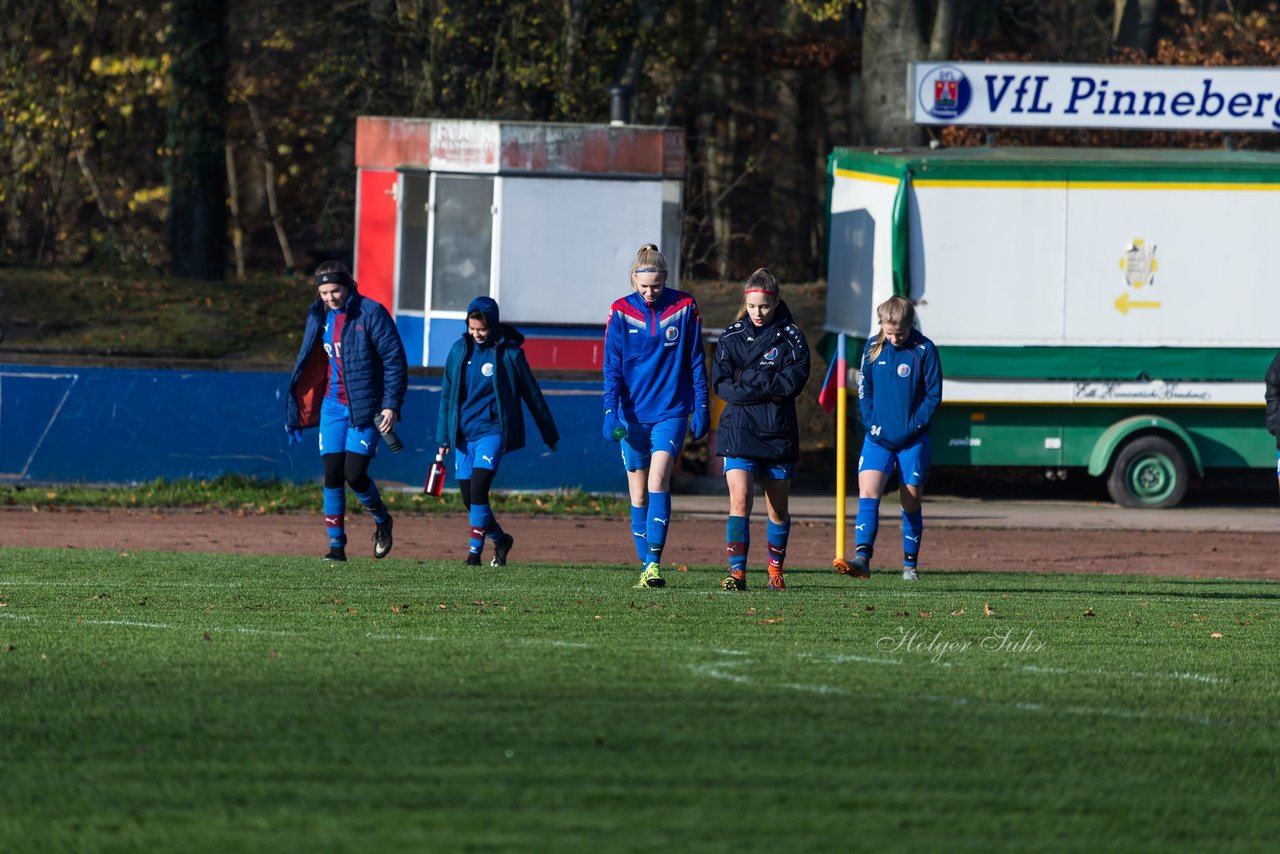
[323, 452, 373, 492]
[457, 467, 496, 509]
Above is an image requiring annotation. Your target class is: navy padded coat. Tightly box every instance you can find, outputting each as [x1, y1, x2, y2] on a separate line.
[712, 300, 811, 463]
[285, 290, 408, 430]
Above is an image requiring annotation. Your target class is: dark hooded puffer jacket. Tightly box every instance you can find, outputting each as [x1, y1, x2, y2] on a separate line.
[436, 296, 559, 453]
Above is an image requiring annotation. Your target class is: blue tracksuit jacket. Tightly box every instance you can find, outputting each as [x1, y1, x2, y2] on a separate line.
[857, 328, 943, 452]
[603, 287, 709, 424]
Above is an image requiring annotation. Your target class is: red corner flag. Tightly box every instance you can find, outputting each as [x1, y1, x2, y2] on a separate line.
[817, 349, 844, 415]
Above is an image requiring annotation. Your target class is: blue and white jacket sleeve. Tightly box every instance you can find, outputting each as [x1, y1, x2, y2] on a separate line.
[687, 300, 710, 413]
[602, 307, 625, 420]
[910, 342, 943, 439]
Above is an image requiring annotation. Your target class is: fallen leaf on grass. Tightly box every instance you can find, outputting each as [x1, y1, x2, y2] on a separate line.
[1210, 632, 1224, 639]
[865, 605, 875, 612]
[593, 615, 602, 621]
[983, 602, 997, 618]
[895, 611, 910, 618]
[950, 608, 965, 616]
[1083, 608, 1096, 618]
[346, 608, 359, 614]
[269, 650, 280, 659]
[202, 632, 212, 641]
[757, 617, 784, 625]
[677, 565, 689, 572]
[745, 607, 757, 615]
[919, 611, 932, 619]
[5, 644, 14, 652]
[436, 603, 448, 610]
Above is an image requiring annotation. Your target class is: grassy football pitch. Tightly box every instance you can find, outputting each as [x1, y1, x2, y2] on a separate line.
[1, 547, 1276, 851]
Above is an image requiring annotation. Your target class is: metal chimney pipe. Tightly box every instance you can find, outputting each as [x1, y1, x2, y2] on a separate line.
[609, 85, 632, 126]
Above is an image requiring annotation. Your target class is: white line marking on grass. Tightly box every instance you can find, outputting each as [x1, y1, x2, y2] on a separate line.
[366, 633, 442, 642]
[779, 681, 848, 695]
[547, 640, 592, 648]
[1021, 664, 1225, 685]
[0, 613, 35, 621]
[689, 660, 753, 685]
[81, 619, 172, 629]
[805, 652, 902, 666]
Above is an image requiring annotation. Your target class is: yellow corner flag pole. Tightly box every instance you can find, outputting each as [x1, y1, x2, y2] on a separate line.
[832, 333, 850, 573]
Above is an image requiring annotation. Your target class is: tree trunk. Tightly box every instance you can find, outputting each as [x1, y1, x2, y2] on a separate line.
[166, 0, 228, 280]
[861, 0, 925, 147]
[1113, 0, 1160, 54]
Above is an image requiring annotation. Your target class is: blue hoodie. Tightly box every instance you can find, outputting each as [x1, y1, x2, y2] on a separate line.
[602, 287, 709, 424]
[436, 297, 559, 453]
[857, 328, 943, 452]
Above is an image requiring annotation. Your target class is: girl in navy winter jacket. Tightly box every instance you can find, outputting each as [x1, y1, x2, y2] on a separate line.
[602, 243, 710, 589]
[712, 268, 810, 592]
[843, 295, 943, 581]
[437, 296, 558, 567]
[285, 261, 408, 562]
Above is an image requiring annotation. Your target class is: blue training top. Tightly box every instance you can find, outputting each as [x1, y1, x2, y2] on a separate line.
[602, 287, 709, 425]
[857, 328, 943, 452]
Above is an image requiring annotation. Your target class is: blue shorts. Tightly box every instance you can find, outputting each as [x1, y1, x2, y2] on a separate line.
[318, 397, 381, 457]
[620, 416, 688, 472]
[722, 457, 796, 481]
[858, 435, 931, 487]
[455, 433, 504, 480]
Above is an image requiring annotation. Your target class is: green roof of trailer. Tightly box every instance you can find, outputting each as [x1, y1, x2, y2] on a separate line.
[829, 146, 1280, 184]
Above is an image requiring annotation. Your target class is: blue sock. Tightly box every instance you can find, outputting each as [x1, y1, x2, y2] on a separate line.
[726, 514, 749, 575]
[767, 518, 791, 572]
[630, 505, 649, 566]
[855, 497, 880, 554]
[323, 486, 346, 548]
[468, 503, 492, 555]
[352, 481, 388, 524]
[645, 491, 672, 566]
[902, 509, 923, 567]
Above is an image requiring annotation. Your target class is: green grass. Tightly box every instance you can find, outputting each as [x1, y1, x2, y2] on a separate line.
[1, 549, 1276, 851]
[0, 475, 630, 516]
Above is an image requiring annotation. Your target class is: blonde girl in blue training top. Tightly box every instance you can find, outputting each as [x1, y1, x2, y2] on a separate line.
[842, 295, 943, 581]
[602, 243, 710, 589]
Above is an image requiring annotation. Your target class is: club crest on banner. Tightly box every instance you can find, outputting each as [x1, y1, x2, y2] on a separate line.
[919, 66, 972, 121]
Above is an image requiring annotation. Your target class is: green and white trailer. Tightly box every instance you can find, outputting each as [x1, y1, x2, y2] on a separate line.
[825, 147, 1278, 507]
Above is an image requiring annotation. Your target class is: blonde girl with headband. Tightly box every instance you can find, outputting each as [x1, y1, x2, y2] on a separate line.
[602, 243, 710, 589]
[712, 268, 811, 591]
[841, 295, 943, 581]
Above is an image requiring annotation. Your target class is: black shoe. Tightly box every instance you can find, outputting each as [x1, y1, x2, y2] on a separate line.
[323, 547, 347, 562]
[373, 514, 393, 559]
[490, 533, 514, 567]
[464, 553, 482, 566]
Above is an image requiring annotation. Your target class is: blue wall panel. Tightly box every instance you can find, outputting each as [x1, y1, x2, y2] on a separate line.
[0, 364, 625, 492]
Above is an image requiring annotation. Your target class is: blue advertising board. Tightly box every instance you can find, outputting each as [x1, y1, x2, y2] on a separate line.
[0, 364, 622, 492]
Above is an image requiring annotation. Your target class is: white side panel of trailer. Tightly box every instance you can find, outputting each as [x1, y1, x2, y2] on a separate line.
[825, 173, 897, 338]
[1062, 187, 1280, 347]
[911, 181, 1068, 345]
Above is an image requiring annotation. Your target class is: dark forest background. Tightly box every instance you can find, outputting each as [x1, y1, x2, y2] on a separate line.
[4, 0, 1280, 283]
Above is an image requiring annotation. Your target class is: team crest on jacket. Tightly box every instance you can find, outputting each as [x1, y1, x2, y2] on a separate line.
[897, 363, 911, 378]
[664, 326, 679, 342]
[763, 347, 779, 363]
[481, 362, 495, 377]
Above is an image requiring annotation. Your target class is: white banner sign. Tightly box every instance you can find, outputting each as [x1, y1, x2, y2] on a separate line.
[911, 62, 1280, 131]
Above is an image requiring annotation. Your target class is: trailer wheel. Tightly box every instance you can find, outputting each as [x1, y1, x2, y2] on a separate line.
[1105, 435, 1189, 509]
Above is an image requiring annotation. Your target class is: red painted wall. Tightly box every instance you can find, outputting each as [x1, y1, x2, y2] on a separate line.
[354, 169, 398, 311]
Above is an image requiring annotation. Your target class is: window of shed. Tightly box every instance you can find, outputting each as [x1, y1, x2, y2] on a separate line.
[430, 175, 494, 312]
